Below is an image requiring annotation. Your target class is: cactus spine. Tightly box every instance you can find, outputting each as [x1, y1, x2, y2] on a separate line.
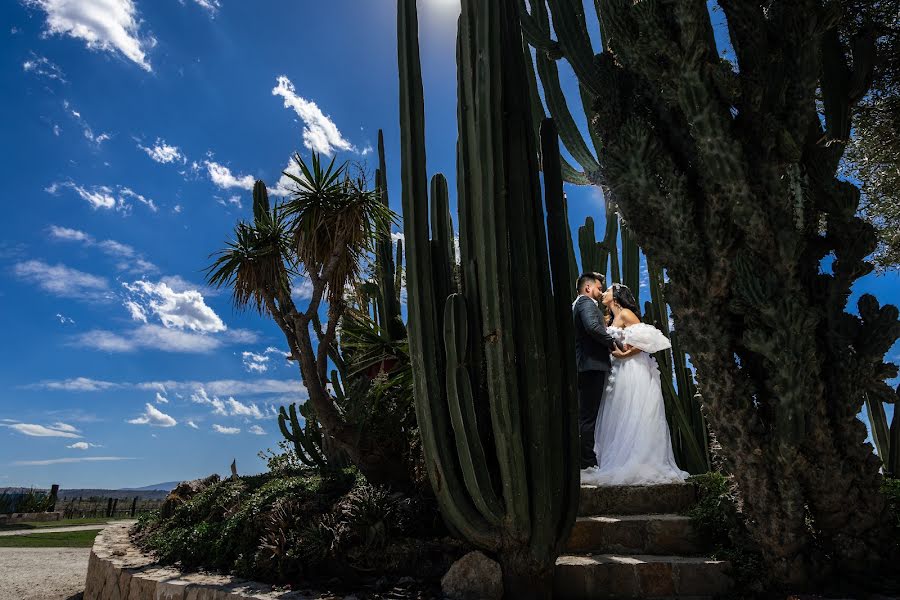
[399, 0, 578, 594]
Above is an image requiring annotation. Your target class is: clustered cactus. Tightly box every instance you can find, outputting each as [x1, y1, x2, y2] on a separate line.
[398, 0, 579, 594]
[521, 0, 900, 583]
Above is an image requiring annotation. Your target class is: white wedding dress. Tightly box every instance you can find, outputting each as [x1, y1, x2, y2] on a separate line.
[581, 323, 690, 486]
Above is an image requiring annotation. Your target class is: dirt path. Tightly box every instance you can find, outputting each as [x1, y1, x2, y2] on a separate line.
[0, 547, 90, 599]
[0, 520, 134, 536]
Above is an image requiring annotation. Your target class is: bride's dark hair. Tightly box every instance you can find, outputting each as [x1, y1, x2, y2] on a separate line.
[610, 283, 641, 318]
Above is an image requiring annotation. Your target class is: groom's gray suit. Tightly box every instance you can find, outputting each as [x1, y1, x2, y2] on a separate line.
[573, 295, 621, 469]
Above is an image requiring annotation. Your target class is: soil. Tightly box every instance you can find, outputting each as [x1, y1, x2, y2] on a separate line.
[0, 547, 89, 600]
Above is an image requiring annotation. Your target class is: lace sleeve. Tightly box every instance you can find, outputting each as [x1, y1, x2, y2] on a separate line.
[623, 323, 672, 353]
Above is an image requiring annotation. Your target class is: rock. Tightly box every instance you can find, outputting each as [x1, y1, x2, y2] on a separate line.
[159, 474, 220, 518]
[441, 551, 503, 600]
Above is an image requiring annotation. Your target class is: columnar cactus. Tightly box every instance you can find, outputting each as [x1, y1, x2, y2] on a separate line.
[277, 403, 328, 470]
[398, 0, 579, 594]
[521, 0, 900, 583]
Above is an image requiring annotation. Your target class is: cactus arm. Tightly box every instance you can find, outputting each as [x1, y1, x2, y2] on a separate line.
[522, 27, 591, 187]
[604, 206, 621, 282]
[516, 0, 557, 51]
[544, 0, 604, 96]
[620, 225, 641, 302]
[865, 393, 890, 465]
[430, 174, 456, 306]
[562, 194, 580, 290]
[540, 118, 581, 554]
[398, 0, 498, 550]
[535, 43, 600, 173]
[394, 238, 404, 306]
[889, 404, 899, 476]
[444, 294, 504, 525]
[468, 0, 531, 532]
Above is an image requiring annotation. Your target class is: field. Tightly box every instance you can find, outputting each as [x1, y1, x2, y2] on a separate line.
[0, 529, 100, 548]
[0, 517, 115, 531]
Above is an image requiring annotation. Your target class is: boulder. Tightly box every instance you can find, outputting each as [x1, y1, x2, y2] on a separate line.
[159, 474, 220, 518]
[441, 551, 503, 600]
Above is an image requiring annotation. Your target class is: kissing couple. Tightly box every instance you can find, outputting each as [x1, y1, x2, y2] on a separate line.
[571, 272, 689, 486]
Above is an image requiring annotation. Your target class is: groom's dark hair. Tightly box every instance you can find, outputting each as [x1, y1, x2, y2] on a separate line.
[576, 272, 605, 293]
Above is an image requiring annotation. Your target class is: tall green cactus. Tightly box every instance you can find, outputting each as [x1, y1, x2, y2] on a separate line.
[399, 0, 578, 593]
[277, 402, 347, 471]
[865, 387, 900, 478]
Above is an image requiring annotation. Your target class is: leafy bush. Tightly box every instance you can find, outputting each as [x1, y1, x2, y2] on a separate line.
[0, 489, 54, 514]
[688, 472, 764, 594]
[133, 470, 463, 589]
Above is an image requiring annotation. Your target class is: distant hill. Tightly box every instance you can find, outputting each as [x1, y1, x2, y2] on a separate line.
[122, 481, 180, 492]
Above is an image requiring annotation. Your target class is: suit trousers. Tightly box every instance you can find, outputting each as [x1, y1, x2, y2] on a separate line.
[577, 369, 608, 469]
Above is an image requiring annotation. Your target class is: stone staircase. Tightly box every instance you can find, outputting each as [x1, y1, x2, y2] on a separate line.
[554, 483, 733, 599]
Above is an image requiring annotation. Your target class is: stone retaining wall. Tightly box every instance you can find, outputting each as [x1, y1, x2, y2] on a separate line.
[84, 524, 338, 599]
[0, 511, 62, 525]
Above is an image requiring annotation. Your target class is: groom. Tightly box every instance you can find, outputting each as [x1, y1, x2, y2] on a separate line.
[573, 272, 623, 469]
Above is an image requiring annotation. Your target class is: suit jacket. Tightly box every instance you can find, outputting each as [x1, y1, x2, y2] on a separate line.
[573, 295, 619, 373]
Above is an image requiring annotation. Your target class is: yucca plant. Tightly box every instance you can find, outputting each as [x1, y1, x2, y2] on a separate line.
[207, 155, 411, 487]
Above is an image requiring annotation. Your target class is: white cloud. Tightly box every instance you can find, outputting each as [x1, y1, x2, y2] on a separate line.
[291, 278, 314, 301]
[56, 313, 75, 325]
[127, 403, 177, 427]
[242, 351, 269, 373]
[48, 225, 158, 274]
[213, 424, 240, 434]
[62, 100, 112, 148]
[205, 161, 254, 191]
[124, 300, 148, 322]
[155, 392, 168, 404]
[13, 260, 110, 301]
[26, 377, 119, 391]
[50, 422, 79, 433]
[140, 378, 304, 399]
[216, 195, 242, 209]
[272, 75, 355, 155]
[225, 397, 264, 419]
[25, 0, 153, 71]
[249, 425, 266, 435]
[269, 155, 305, 197]
[72, 324, 224, 353]
[67, 441, 101, 450]
[138, 139, 186, 164]
[119, 188, 157, 212]
[48, 225, 90, 242]
[186, 420, 199, 429]
[2, 422, 81, 438]
[45, 181, 157, 213]
[23, 52, 66, 83]
[14, 456, 134, 466]
[190, 387, 227, 415]
[122, 280, 225, 333]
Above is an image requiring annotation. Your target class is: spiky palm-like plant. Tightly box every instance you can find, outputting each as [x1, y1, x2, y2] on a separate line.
[207, 157, 410, 487]
[521, 0, 900, 585]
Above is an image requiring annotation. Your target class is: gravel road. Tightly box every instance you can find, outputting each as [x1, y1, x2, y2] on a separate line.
[0, 547, 89, 599]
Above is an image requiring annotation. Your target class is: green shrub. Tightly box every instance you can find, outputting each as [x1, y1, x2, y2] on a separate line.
[134, 470, 462, 588]
[688, 472, 765, 594]
[0, 489, 54, 514]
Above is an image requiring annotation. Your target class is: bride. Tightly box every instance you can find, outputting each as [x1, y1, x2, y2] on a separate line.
[581, 283, 689, 486]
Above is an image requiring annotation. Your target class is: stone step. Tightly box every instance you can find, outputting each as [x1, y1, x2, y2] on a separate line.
[579, 483, 696, 517]
[566, 514, 700, 555]
[554, 554, 732, 599]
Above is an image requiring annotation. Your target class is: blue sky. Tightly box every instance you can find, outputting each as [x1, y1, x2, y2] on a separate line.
[0, 0, 896, 489]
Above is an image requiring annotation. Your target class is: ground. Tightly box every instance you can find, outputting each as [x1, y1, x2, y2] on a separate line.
[0, 519, 133, 599]
[0, 547, 89, 600]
